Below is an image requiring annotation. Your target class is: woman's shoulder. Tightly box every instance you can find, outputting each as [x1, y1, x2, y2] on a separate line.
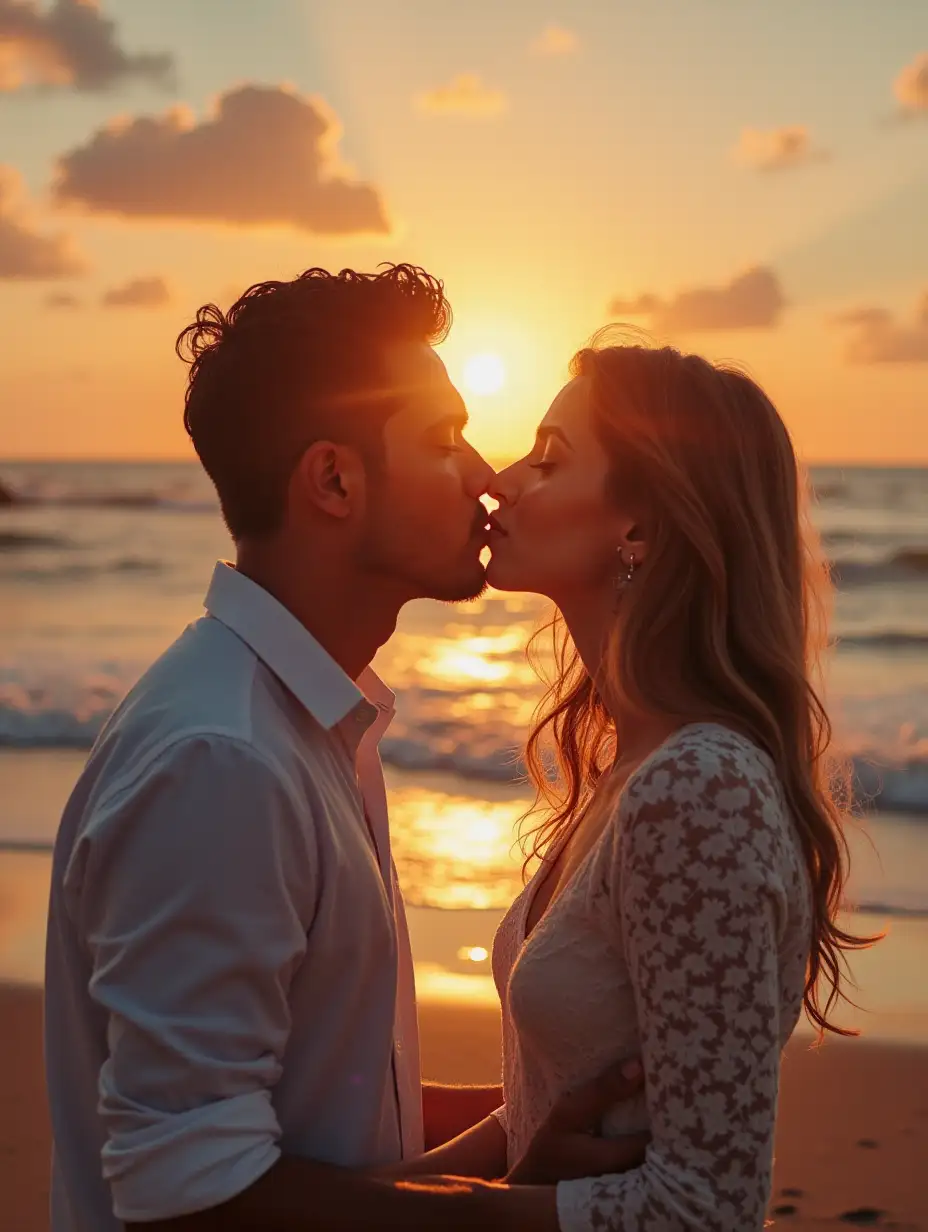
[585, 723, 809, 939]
[615, 722, 794, 867]
[624, 721, 779, 810]
[585, 722, 807, 931]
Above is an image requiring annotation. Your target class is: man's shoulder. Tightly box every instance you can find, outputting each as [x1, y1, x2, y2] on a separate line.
[109, 615, 258, 739]
[85, 617, 316, 804]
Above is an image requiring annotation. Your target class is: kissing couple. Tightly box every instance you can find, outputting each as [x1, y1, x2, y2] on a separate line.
[45, 264, 868, 1232]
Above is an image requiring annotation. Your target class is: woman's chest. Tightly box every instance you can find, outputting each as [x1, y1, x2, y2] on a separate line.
[494, 856, 640, 1076]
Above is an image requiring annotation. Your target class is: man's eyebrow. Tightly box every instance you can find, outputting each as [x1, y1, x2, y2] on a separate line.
[429, 409, 470, 431]
[536, 425, 572, 448]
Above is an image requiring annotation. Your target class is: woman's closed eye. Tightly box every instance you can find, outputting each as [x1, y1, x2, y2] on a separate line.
[529, 453, 558, 474]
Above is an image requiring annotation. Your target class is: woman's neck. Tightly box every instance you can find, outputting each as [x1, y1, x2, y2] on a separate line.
[556, 590, 681, 765]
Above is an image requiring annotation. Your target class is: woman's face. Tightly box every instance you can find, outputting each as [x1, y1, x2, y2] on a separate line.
[486, 376, 639, 602]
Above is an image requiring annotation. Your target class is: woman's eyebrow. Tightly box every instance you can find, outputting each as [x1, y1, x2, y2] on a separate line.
[536, 425, 572, 449]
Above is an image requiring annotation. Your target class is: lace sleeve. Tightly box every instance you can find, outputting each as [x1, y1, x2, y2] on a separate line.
[556, 735, 792, 1232]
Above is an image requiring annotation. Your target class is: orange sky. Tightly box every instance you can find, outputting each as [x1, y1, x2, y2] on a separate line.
[1, 1, 927, 463]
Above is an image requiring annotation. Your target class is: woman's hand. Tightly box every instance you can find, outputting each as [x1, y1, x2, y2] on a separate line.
[506, 1059, 650, 1186]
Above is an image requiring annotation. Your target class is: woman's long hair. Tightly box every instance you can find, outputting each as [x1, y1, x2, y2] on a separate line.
[521, 333, 877, 1037]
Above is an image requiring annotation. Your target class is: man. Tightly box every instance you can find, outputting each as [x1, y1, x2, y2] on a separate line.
[44, 265, 643, 1231]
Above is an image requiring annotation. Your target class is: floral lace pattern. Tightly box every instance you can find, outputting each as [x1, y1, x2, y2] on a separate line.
[492, 724, 812, 1232]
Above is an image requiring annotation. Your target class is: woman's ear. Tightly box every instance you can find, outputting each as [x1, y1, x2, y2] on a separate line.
[615, 518, 649, 566]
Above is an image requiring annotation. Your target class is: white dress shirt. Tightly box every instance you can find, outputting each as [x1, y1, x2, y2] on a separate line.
[44, 561, 423, 1231]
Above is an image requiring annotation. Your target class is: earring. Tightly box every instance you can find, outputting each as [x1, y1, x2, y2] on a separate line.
[615, 549, 636, 590]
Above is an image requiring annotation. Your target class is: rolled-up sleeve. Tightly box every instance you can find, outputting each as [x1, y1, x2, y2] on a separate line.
[64, 734, 315, 1223]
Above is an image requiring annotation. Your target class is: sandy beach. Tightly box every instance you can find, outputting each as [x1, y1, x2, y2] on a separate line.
[4, 981, 926, 1231]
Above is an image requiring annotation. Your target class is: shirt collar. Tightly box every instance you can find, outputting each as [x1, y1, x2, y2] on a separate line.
[204, 561, 394, 733]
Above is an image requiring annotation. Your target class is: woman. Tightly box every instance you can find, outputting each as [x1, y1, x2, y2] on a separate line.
[394, 336, 872, 1229]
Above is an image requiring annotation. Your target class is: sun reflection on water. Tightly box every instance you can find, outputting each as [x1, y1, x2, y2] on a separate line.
[387, 779, 530, 910]
[457, 945, 489, 963]
[410, 632, 539, 689]
[422, 649, 511, 684]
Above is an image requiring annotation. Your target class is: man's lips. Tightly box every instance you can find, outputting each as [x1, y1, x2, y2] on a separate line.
[487, 514, 508, 536]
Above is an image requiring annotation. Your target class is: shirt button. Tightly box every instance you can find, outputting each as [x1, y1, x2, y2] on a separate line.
[395, 1038, 403, 1053]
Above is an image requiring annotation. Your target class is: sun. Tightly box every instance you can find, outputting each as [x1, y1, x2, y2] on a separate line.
[463, 352, 506, 396]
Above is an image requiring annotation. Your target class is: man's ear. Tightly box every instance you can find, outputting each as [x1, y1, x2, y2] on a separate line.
[290, 441, 367, 521]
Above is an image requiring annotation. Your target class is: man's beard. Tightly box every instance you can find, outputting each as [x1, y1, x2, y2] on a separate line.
[358, 501, 489, 603]
[424, 567, 489, 604]
[366, 547, 488, 603]
[357, 528, 488, 602]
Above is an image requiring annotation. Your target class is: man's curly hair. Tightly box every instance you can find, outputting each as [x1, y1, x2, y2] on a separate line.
[176, 264, 452, 540]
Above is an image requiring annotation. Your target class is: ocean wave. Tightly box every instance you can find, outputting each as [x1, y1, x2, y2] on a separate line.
[381, 733, 521, 782]
[379, 745, 928, 814]
[839, 632, 928, 651]
[48, 493, 215, 514]
[0, 703, 111, 748]
[850, 900, 928, 920]
[851, 758, 928, 814]
[812, 482, 847, 501]
[0, 478, 216, 514]
[832, 549, 928, 587]
[1, 557, 165, 582]
[2, 688, 927, 815]
[0, 530, 73, 551]
[2, 477, 927, 582]
[61, 494, 216, 513]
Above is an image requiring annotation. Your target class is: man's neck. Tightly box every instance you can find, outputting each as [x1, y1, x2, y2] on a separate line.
[235, 543, 402, 682]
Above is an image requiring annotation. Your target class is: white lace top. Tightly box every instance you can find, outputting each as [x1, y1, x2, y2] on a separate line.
[491, 723, 812, 1232]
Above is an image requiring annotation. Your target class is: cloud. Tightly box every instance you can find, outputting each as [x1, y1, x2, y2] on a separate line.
[45, 289, 81, 307]
[609, 267, 787, 333]
[51, 84, 390, 234]
[0, 0, 173, 93]
[530, 24, 579, 56]
[893, 51, 928, 117]
[833, 292, 928, 363]
[733, 125, 829, 172]
[416, 73, 507, 116]
[101, 274, 170, 308]
[0, 165, 86, 278]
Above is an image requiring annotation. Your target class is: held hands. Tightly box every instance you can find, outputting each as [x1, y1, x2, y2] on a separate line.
[505, 1059, 650, 1186]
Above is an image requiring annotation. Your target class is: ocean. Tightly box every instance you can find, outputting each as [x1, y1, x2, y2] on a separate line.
[1, 459, 927, 929]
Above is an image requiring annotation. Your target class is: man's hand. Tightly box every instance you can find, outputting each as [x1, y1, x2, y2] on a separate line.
[506, 1059, 649, 1186]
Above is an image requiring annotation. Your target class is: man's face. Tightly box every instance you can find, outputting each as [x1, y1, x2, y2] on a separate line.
[359, 344, 493, 601]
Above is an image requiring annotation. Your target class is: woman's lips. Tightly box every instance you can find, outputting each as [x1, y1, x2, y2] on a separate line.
[487, 515, 508, 536]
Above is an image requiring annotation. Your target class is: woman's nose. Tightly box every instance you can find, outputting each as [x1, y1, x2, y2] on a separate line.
[486, 461, 520, 506]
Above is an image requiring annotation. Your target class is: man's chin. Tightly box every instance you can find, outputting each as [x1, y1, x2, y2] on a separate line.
[422, 561, 488, 603]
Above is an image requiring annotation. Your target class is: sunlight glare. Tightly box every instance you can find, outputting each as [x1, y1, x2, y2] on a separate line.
[457, 946, 490, 963]
[463, 352, 506, 396]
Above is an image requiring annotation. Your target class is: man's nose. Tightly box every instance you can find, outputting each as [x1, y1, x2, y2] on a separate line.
[464, 446, 496, 499]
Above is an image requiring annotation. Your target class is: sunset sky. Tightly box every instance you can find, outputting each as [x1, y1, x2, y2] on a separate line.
[1, 0, 927, 462]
